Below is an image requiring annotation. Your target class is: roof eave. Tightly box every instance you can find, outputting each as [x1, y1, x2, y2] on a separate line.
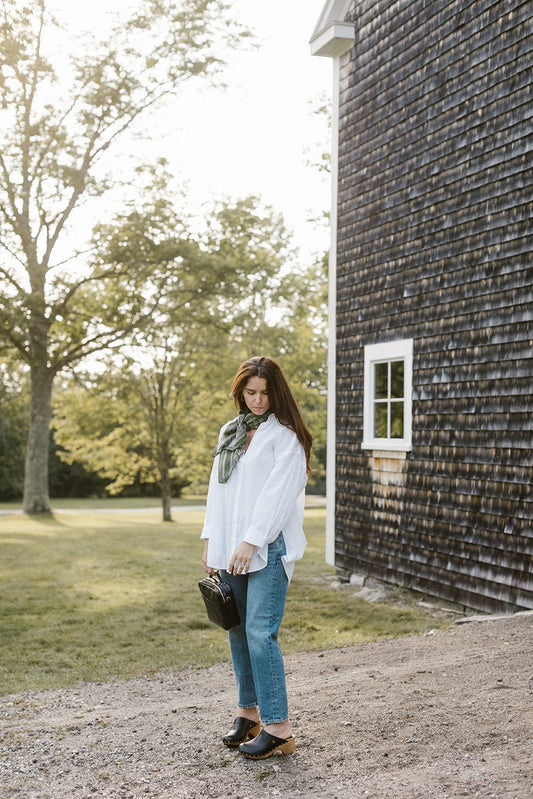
[310, 20, 355, 57]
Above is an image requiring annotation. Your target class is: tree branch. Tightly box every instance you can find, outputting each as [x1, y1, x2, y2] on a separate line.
[0, 153, 24, 237]
[0, 306, 31, 360]
[51, 296, 164, 372]
[0, 261, 26, 295]
[19, 1, 46, 242]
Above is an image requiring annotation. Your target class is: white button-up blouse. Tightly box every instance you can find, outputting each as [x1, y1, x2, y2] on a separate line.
[201, 414, 307, 581]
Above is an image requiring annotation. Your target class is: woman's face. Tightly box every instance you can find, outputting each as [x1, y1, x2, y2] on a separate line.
[242, 376, 270, 416]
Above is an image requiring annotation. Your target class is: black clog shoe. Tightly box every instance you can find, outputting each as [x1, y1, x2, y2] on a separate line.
[239, 728, 295, 759]
[222, 717, 261, 747]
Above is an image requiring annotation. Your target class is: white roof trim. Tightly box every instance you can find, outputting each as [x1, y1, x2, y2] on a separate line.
[310, 21, 355, 57]
[310, 0, 354, 58]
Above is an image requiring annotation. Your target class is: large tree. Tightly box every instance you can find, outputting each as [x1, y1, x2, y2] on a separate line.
[0, 0, 249, 513]
[53, 196, 292, 520]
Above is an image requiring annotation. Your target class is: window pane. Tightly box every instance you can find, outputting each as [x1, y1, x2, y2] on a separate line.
[390, 360, 404, 398]
[374, 362, 388, 399]
[390, 401, 404, 438]
[374, 403, 388, 437]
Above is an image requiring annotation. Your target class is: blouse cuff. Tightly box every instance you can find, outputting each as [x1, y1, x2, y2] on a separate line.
[243, 523, 268, 548]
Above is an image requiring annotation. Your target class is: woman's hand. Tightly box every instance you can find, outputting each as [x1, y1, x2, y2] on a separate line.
[202, 540, 216, 574]
[229, 541, 256, 575]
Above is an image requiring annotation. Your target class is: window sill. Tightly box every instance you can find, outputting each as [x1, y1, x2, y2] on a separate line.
[361, 442, 411, 457]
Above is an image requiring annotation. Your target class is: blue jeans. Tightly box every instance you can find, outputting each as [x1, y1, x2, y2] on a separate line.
[221, 534, 289, 725]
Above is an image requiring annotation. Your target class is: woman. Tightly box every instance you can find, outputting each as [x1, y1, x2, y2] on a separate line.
[201, 356, 312, 759]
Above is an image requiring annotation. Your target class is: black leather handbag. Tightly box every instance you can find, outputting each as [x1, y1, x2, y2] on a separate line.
[198, 572, 240, 630]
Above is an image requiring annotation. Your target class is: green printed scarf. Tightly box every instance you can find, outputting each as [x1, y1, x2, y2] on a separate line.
[213, 410, 272, 483]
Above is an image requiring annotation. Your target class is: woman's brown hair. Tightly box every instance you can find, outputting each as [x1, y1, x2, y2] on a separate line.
[231, 356, 313, 474]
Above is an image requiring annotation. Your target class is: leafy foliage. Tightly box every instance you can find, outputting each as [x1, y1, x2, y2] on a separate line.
[52, 194, 299, 515]
[0, 0, 249, 369]
[0, 0, 251, 511]
[0, 361, 28, 500]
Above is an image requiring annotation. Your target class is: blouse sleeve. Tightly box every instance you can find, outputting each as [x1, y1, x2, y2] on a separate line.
[200, 421, 230, 540]
[200, 456, 219, 540]
[243, 431, 307, 549]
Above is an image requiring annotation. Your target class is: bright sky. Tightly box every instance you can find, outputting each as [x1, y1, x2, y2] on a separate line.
[50, 0, 333, 262]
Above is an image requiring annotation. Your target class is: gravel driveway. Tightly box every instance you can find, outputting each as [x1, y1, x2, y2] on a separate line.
[1, 612, 532, 799]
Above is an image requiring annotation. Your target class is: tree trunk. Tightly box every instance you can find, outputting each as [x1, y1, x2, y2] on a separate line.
[157, 442, 173, 522]
[160, 465, 173, 522]
[23, 366, 54, 514]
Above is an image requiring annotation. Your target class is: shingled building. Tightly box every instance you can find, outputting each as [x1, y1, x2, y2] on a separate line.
[311, 0, 532, 612]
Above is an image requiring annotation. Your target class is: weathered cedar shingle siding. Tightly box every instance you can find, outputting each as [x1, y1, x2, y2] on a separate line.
[335, 0, 533, 612]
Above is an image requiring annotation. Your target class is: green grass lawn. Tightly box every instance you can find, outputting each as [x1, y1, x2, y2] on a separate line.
[0, 506, 450, 695]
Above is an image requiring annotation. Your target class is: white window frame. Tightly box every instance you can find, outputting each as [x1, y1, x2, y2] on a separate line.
[362, 339, 413, 452]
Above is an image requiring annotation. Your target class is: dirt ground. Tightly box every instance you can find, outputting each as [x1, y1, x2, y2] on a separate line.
[1, 611, 532, 799]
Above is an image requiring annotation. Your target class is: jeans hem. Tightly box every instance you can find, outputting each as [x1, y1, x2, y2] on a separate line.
[261, 717, 289, 726]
